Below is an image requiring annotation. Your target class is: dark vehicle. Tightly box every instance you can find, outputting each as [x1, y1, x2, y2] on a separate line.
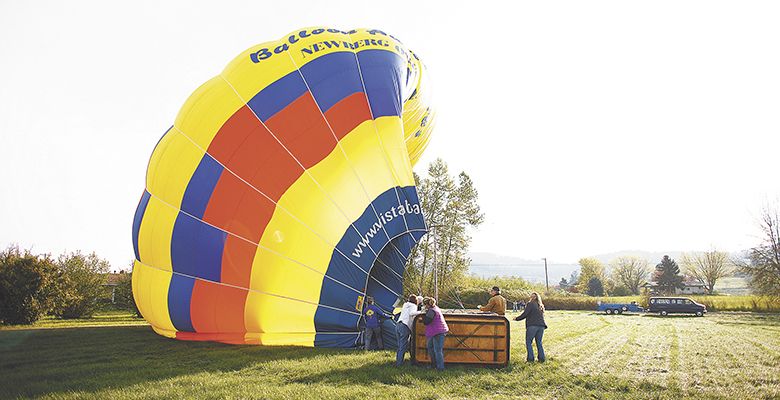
[649, 297, 707, 317]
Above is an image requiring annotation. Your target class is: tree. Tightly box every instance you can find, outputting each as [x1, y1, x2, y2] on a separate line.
[567, 270, 580, 292]
[738, 206, 780, 297]
[114, 269, 141, 317]
[0, 246, 58, 325]
[681, 250, 732, 295]
[610, 256, 650, 295]
[558, 277, 569, 290]
[404, 159, 484, 300]
[610, 285, 633, 296]
[576, 258, 606, 294]
[587, 276, 604, 296]
[50, 252, 110, 319]
[653, 255, 684, 295]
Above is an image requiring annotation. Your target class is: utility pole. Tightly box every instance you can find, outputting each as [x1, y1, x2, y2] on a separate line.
[432, 224, 438, 302]
[428, 223, 445, 303]
[542, 257, 549, 293]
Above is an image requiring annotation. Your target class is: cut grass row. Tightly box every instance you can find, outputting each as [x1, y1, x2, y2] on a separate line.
[1, 310, 779, 399]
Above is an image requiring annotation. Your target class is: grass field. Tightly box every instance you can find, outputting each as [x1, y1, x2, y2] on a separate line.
[2, 311, 779, 399]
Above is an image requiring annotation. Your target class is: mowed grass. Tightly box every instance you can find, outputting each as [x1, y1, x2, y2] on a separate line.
[1, 311, 779, 399]
[0, 310, 148, 331]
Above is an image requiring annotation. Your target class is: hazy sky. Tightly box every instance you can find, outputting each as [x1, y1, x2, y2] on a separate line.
[1, 1, 779, 269]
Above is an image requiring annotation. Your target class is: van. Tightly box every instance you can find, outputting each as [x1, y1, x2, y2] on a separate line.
[648, 297, 707, 317]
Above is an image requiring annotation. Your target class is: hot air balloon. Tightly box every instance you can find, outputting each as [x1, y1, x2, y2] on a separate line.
[130, 27, 434, 347]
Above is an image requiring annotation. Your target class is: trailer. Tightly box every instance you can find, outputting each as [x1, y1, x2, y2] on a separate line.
[596, 301, 644, 315]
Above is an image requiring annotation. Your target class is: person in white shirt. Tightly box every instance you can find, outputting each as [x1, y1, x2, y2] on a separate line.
[395, 294, 423, 366]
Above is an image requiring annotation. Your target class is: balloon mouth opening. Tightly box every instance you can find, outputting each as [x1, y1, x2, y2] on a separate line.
[363, 229, 426, 312]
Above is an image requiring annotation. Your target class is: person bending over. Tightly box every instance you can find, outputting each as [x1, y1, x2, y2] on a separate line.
[395, 294, 423, 366]
[422, 297, 449, 371]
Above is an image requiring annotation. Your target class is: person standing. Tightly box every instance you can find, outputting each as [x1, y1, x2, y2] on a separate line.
[422, 297, 449, 371]
[514, 292, 547, 362]
[363, 296, 392, 350]
[395, 295, 423, 366]
[478, 286, 507, 315]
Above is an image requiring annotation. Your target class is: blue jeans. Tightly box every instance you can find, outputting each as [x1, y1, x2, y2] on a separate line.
[426, 333, 446, 370]
[395, 323, 411, 365]
[525, 325, 546, 362]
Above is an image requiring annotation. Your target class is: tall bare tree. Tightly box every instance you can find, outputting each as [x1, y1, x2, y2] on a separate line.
[610, 256, 650, 295]
[737, 206, 780, 297]
[681, 250, 732, 295]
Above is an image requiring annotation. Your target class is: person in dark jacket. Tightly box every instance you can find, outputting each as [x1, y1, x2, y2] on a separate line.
[363, 296, 393, 350]
[514, 292, 547, 362]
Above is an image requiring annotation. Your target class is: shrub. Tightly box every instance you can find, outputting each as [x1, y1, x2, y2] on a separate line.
[610, 285, 633, 297]
[543, 296, 599, 310]
[0, 246, 58, 325]
[113, 271, 141, 317]
[440, 287, 534, 309]
[50, 252, 109, 319]
[437, 275, 540, 309]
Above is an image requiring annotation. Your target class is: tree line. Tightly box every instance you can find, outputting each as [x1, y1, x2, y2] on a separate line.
[561, 205, 780, 299]
[0, 246, 138, 325]
[559, 251, 735, 297]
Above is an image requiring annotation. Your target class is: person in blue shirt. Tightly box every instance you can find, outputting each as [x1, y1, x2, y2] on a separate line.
[363, 296, 393, 350]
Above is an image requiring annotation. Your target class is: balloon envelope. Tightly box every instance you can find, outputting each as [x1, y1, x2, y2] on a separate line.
[131, 27, 434, 347]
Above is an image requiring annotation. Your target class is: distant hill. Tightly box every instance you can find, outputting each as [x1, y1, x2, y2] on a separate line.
[587, 250, 687, 265]
[587, 250, 746, 265]
[467, 250, 748, 285]
[471, 250, 745, 267]
[469, 252, 546, 266]
[468, 252, 577, 283]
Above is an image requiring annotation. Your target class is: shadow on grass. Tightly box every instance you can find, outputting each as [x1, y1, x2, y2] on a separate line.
[0, 325, 351, 398]
[0, 323, 703, 399]
[587, 312, 643, 317]
[642, 314, 706, 319]
[289, 355, 677, 399]
[712, 313, 780, 328]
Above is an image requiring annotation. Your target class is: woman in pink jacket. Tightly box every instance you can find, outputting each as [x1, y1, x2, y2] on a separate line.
[421, 297, 449, 371]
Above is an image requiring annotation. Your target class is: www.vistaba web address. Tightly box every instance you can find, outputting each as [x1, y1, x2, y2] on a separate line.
[351, 201, 422, 258]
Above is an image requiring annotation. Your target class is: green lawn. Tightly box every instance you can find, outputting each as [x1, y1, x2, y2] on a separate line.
[1, 311, 779, 399]
[0, 310, 148, 331]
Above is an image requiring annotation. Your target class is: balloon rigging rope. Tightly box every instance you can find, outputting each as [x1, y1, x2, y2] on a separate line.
[214, 74, 406, 271]
[342, 37, 421, 239]
[138, 39, 431, 335]
[167, 125, 411, 284]
[213, 74, 409, 285]
[343, 34, 427, 302]
[283, 46, 414, 273]
[143, 188, 365, 297]
[136, 258, 361, 317]
[166, 123, 405, 296]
